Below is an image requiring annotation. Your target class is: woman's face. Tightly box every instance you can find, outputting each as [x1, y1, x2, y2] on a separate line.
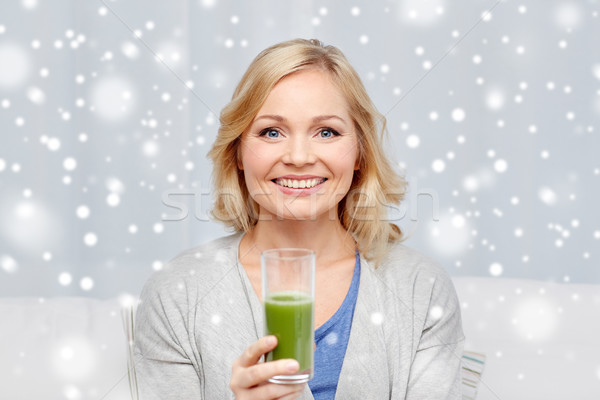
[239, 68, 359, 223]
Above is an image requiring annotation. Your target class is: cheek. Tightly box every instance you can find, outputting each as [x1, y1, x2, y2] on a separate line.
[240, 146, 274, 186]
[336, 143, 359, 174]
[239, 142, 260, 171]
[241, 140, 274, 165]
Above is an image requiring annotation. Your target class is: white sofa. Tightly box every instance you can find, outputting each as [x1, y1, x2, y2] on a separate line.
[0, 296, 132, 400]
[453, 277, 600, 400]
[1, 277, 599, 399]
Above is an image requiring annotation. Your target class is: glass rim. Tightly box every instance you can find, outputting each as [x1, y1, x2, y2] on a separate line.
[261, 248, 315, 260]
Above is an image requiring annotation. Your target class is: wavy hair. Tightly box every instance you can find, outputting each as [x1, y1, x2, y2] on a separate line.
[207, 39, 407, 266]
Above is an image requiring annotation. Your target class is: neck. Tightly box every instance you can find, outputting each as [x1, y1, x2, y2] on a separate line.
[241, 217, 356, 266]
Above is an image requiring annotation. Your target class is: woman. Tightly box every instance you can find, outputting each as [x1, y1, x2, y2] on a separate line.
[134, 39, 464, 400]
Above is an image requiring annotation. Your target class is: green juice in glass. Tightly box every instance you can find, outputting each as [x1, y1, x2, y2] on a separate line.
[264, 290, 314, 374]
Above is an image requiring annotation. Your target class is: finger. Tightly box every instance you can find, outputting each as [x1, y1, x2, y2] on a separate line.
[237, 358, 300, 388]
[276, 386, 306, 400]
[252, 382, 305, 400]
[237, 335, 278, 367]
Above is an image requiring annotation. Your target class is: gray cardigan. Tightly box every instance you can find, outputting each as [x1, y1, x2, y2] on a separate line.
[134, 232, 464, 399]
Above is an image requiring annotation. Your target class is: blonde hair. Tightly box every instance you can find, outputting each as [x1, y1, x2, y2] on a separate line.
[207, 39, 407, 266]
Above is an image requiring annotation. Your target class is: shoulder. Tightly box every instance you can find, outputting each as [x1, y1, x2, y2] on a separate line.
[139, 232, 243, 300]
[169, 232, 243, 268]
[367, 242, 458, 306]
[375, 241, 448, 282]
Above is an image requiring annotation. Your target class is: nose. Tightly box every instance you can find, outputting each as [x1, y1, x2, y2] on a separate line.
[282, 135, 315, 166]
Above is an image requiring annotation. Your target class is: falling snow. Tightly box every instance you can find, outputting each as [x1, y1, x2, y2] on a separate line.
[83, 233, 98, 247]
[80, 277, 94, 291]
[370, 312, 384, 325]
[489, 263, 503, 277]
[0, 5, 599, 396]
[1, 254, 19, 274]
[58, 272, 72, 286]
[0, 43, 31, 89]
[429, 305, 444, 320]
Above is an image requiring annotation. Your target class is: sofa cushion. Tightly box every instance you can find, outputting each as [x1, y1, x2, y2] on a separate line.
[0, 297, 131, 400]
[453, 277, 600, 400]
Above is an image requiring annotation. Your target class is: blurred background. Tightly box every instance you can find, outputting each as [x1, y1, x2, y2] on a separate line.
[0, 0, 598, 298]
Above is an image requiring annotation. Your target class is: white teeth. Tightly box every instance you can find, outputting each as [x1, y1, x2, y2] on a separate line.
[275, 178, 324, 189]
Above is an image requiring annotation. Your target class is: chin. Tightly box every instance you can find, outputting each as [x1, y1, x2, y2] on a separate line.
[261, 208, 335, 223]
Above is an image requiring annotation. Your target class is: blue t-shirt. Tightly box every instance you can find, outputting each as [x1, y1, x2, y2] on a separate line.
[308, 252, 361, 399]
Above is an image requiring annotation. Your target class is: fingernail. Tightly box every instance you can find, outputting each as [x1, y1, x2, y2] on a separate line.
[266, 336, 276, 346]
[286, 360, 299, 372]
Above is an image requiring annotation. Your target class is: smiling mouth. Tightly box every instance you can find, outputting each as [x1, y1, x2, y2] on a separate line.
[271, 178, 327, 189]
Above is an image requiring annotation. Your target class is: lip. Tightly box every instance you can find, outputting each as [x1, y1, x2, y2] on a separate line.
[274, 174, 326, 180]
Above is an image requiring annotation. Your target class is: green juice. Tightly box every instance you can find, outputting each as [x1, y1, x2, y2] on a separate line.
[264, 291, 314, 373]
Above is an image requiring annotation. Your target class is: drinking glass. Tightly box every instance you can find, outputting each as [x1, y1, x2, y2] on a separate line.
[261, 248, 315, 384]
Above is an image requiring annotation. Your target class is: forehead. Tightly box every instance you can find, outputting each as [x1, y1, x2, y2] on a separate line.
[258, 68, 350, 116]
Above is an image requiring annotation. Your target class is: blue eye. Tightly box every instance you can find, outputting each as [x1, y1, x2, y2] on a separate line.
[259, 129, 280, 138]
[320, 129, 339, 138]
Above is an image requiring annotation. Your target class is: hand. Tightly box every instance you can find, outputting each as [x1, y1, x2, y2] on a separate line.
[230, 335, 306, 400]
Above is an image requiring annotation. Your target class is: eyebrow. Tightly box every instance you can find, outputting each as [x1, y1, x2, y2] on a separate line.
[254, 114, 347, 126]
